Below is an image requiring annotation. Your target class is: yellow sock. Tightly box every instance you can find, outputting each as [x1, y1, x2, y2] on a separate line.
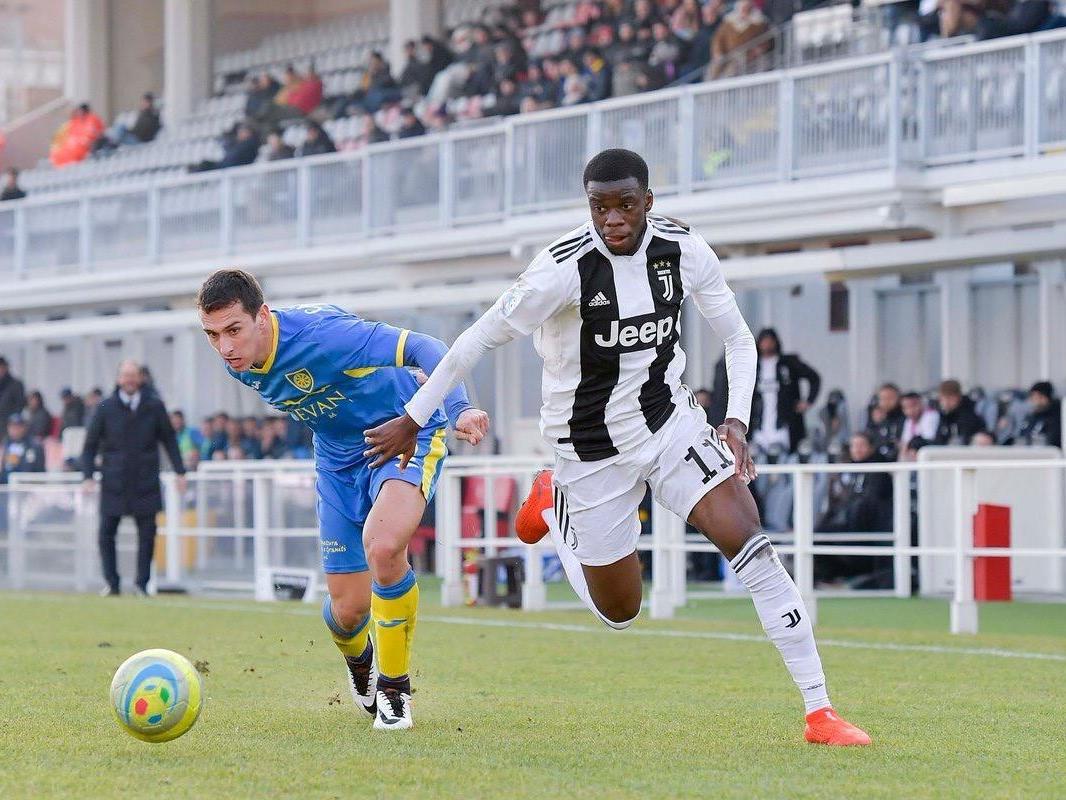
[371, 569, 419, 680]
[322, 596, 371, 659]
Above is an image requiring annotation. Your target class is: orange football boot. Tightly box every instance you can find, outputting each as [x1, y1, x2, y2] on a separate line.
[515, 469, 554, 544]
[804, 707, 872, 746]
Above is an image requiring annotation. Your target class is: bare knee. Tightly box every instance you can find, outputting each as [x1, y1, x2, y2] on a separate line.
[366, 537, 407, 575]
[594, 595, 641, 628]
[328, 593, 370, 631]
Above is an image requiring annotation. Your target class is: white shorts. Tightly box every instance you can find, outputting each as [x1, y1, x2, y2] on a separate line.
[551, 404, 737, 567]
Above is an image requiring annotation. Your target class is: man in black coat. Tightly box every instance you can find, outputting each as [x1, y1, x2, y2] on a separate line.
[0, 356, 26, 423]
[711, 327, 820, 454]
[82, 360, 186, 596]
[928, 379, 986, 446]
[1017, 381, 1061, 448]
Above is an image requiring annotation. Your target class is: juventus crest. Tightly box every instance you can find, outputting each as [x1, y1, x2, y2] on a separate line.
[651, 259, 676, 302]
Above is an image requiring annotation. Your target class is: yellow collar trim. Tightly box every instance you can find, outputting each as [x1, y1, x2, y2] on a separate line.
[249, 312, 279, 374]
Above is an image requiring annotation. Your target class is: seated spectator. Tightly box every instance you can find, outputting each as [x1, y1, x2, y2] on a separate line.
[979, 0, 1052, 39]
[493, 43, 521, 88]
[898, 391, 939, 460]
[189, 123, 261, 172]
[922, 379, 987, 446]
[375, 96, 406, 137]
[519, 62, 559, 107]
[919, 0, 987, 41]
[680, 0, 726, 80]
[709, 0, 770, 80]
[0, 167, 26, 201]
[1, 414, 45, 483]
[559, 58, 590, 105]
[562, 27, 589, 64]
[671, 0, 704, 41]
[971, 430, 996, 446]
[360, 51, 402, 114]
[171, 410, 202, 461]
[629, 0, 663, 29]
[421, 34, 454, 78]
[649, 20, 687, 83]
[59, 387, 85, 431]
[426, 29, 475, 106]
[815, 432, 894, 585]
[491, 79, 522, 116]
[397, 106, 428, 137]
[24, 391, 54, 441]
[608, 22, 650, 67]
[296, 121, 337, 157]
[399, 40, 432, 98]
[286, 66, 324, 116]
[50, 103, 105, 167]
[1016, 381, 1061, 447]
[582, 48, 612, 102]
[764, 0, 799, 27]
[95, 93, 160, 152]
[252, 65, 312, 128]
[262, 129, 294, 161]
[866, 383, 905, 460]
[246, 72, 281, 120]
[259, 421, 290, 459]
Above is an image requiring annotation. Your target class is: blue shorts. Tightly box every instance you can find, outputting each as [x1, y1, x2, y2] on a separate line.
[316, 426, 447, 574]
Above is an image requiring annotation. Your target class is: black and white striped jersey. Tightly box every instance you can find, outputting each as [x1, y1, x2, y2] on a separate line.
[404, 214, 756, 463]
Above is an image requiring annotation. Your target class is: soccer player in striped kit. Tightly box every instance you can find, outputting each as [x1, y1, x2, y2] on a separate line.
[365, 149, 870, 746]
[197, 269, 488, 730]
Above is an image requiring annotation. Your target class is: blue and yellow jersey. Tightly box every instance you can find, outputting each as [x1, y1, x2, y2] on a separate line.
[227, 304, 458, 472]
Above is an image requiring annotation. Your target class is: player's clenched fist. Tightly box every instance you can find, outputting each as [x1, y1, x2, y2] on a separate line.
[454, 408, 490, 445]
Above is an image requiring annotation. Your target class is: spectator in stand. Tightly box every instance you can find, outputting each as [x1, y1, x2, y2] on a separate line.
[519, 62, 559, 108]
[493, 43, 522, 88]
[924, 379, 987, 445]
[24, 391, 54, 441]
[764, 0, 799, 27]
[0, 357, 26, 424]
[898, 391, 939, 459]
[919, 0, 987, 41]
[559, 58, 590, 105]
[630, 0, 663, 29]
[491, 79, 522, 116]
[358, 51, 402, 114]
[815, 431, 894, 586]
[50, 103, 106, 167]
[397, 106, 428, 137]
[649, 20, 687, 83]
[95, 93, 161, 152]
[680, 0, 726, 80]
[287, 65, 324, 116]
[246, 72, 281, 120]
[671, 0, 704, 41]
[399, 40, 432, 98]
[971, 430, 996, 446]
[421, 34, 454, 78]
[170, 410, 203, 461]
[296, 121, 336, 157]
[59, 387, 85, 431]
[866, 382, 905, 460]
[1, 414, 45, 483]
[262, 129, 294, 161]
[609, 22, 651, 66]
[1016, 381, 1061, 448]
[580, 48, 611, 101]
[240, 417, 264, 459]
[709, 0, 770, 79]
[562, 27, 589, 65]
[360, 115, 390, 147]
[979, 0, 1053, 39]
[714, 327, 820, 455]
[84, 387, 103, 426]
[1, 167, 26, 201]
[201, 412, 229, 459]
[190, 123, 261, 172]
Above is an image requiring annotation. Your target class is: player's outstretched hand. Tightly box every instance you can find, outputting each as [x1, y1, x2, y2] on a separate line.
[717, 418, 757, 484]
[454, 408, 490, 446]
[364, 414, 420, 469]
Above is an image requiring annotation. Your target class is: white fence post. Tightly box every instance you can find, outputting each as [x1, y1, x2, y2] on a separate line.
[522, 542, 547, 611]
[252, 475, 271, 601]
[650, 500, 676, 619]
[950, 467, 978, 634]
[892, 469, 912, 598]
[9, 488, 25, 590]
[792, 470, 817, 626]
[163, 474, 182, 585]
[438, 472, 464, 607]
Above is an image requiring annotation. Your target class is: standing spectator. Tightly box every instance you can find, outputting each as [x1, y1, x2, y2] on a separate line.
[866, 383, 905, 460]
[82, 360, 185, 596]
[262, 129, 295, 161]
[927, 379, 987, 445]
[1, 414, 45, 483]
[24, 391, 54, 441]
[1016, 381, 1061, 448]
[709, 0, 770, 79]
[1, 167, 26, 201]
[714, 328, 820, 454]
[898, 391, 939, 459]
[59, 387, 86, 431]
[0, 356, 26, 424]
[296, 121, 337, 157]
[170, 410, 203, 461]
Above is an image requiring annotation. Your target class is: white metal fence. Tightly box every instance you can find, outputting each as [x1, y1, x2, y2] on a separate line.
[3, 453, 1064, 635]
[2, 28, 1065, 277]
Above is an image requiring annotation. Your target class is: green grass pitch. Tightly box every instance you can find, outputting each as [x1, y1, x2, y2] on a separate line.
[2, 585, 1065, 799]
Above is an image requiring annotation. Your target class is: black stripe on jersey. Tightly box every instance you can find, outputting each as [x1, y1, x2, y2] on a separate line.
[551, 236, 592, 263]
[638, 236, 684, 434]
[550, 231, 588, 257]
[650, 221, 688, 236]
[567, 247, 621, 461]
[650, 215, 690, 232]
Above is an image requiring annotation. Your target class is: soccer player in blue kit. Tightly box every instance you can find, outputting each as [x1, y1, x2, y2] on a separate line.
[197, 269, 488, 730]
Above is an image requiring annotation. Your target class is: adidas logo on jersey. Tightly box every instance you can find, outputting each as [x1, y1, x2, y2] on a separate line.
[587, 292, 611, 307]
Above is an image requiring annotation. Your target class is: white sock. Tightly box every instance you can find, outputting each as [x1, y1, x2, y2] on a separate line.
[542, 509, 634, 630]
[731, 534, 830, 714]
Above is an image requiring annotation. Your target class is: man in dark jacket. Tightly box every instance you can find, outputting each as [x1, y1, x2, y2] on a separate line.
[1017, 381, 1061, 448]
[865, 382, 905, 460]
[82, 360, 186, 596]
[0, 357, 26, 423]
[922, 379, 986, 446]
[1, 414, 45, 483]
[711, 327, 820, 453]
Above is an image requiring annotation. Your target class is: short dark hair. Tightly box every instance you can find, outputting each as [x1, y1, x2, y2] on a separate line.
[197, 269, 265, 316]
[583, 148, 649, 191]
[901, 391, 923, 402]
[878, 382, 901, 394]
[938, 379, 963, 397]
[1030, 381, 1054, 399]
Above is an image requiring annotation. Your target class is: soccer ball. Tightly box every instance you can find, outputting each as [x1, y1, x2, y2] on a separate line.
[110, 648, 204, 743]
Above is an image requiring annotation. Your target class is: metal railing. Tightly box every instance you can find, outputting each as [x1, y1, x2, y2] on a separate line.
[0, 28, 1064, 278]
